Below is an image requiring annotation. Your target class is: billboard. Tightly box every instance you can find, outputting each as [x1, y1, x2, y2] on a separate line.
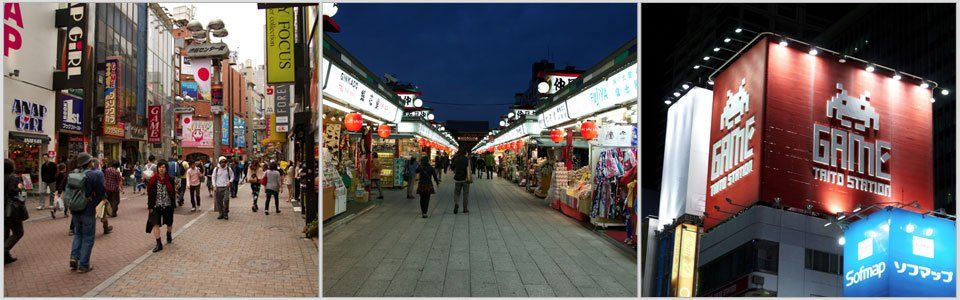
[102, 56, 124, 138]
[58, 93, 83, 132]
[265, 7, 295, 84]
[181, 82, 198, 99]
[843, 208, 955, 297]
[704, 37, 934, 230]
[658, 87, 712, 229]
[4, 2, 59, 89]
[181, 115, 213, 148]
[670, 224, 699, 297]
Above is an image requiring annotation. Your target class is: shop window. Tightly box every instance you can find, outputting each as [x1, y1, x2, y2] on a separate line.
[804, 249, 842, 275]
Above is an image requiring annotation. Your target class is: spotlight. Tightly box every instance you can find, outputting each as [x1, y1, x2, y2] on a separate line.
[865, 65, 875, 72]
[735, 28, 743, 33]
[808, 47, 818, 56]
[673, 92, 681, 97]
[693, 65, 700, 70]
[664, 100, 672, 105]
[779, 39, 788, 47]
[853, 204, 862, 212]
[838, 237, 845, 246]
[941, 89, 949, 96]
[707, 80, 715, 85]
[723, 38, 731, 43]
[824, 222, 832, 227]
[713, 47, 720, 52]
[703, 56, 710, 61]
[893, 73, 902, 80]
[837, 212, 846, 221]
[682, 84, 690, 90]
[931, 98, 936, 103]
[920, 82, 930, 89]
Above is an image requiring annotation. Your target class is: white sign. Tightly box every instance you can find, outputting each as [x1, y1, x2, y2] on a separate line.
[3, 3, 59, 89]
[596, 124, 635, 147]
[397, 121, 454, 149]
[566, 63, 637, 119]
[545, 75, 578, 94]
[539, 102, 570, 129]
[709, 78, 756, 197]
[184, 42, 230, 58]
[657, 87, 713, 229]
[323, 63, 401, 123]
[493, 121, 541, 146]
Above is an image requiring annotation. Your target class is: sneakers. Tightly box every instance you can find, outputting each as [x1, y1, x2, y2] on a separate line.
[50, 209, 56, 219]
[453, 206, 459, 214]
[103, 225, 113, 234]
[77, 266, 93, 273]
[422, 214, 428, 218]
[36, 205, 44, 210]
[69, 258, 78, 270]
[190, 207, 197, 212]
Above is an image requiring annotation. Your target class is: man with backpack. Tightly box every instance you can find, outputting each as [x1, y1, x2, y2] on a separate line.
[64, 153, 107, 273]
[212, 156, 235, 220]
[167, 157, 182, 207]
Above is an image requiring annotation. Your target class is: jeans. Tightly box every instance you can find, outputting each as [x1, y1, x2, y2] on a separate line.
[5, 219, 24, 257]
[251, 183, 261, 207]
[178, 178, 187, 204]
[454, 181, 470, 209]
[265, 189, 279, 212]
[40, 181, 55, 207]
[70, 213, 95, 268]
[215, 187, 230, 217]
[486, 167, 492, 179]
[189, 185, 200, 208]
[231, 181, 239, 197]
[419, 193, 431, 214]
[135, 177, 144, 192]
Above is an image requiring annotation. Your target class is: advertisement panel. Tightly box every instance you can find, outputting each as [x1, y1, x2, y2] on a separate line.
[843, 208, 955, 297]
[323, 63, 402, 123]
[544, 74, 579, 94]
[658, 87, 712, 229]
[58, 93, 83, 132]
[265, 7, 295, 84]
[148, 105, 161, 143]
[762, 39, 933, 216]
[538, 101, 570, 129]
[181, 82, 198, 99]
[4, 2, 59, 89]
[275, 84, 291, 130]
[703, 39, 768, 230]
[670, 224, 698, 297]
[181, 115, 213, 148]
[566, 62, 638, 119]
[52, 3, 88, 90]
[102, 56, 125, 138]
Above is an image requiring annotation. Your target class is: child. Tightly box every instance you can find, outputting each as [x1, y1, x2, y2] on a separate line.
[134, 163, 145, 194]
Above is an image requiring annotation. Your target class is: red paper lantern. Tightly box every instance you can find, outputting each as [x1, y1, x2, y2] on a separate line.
[516, 140, 524, 149]
[581, 121, 598, 140]
[550, 129, 564, 143]
[344, 113, 363, 132]
[377, 124, 391, 138]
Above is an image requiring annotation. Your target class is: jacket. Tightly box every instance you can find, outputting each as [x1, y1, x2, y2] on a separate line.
[146, 175, 176, 209]
[41, 162, 58, 183]
[417, 163, 440, 186]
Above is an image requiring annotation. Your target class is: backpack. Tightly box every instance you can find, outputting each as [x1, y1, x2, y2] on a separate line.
[63, 169, 91, 212]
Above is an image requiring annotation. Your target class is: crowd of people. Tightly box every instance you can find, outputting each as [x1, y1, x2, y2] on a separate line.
[398, 150, 498, 219]
[4, 152, 310, 272]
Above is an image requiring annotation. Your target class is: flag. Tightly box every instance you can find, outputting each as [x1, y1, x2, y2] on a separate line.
[191, 58, 213, 100]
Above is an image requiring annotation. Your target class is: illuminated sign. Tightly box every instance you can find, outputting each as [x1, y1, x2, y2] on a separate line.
[703, 37, 933, 230]
[102, 57, 124, 138]
[658, 87, 712, 228]
[538, 102, 570, 129]
[323, 63, 402, 123]
[58, 93, 83, 132]
[544, 74, 578, 94]
[566, 63, 637, 119]
[843, 208, 955, 297]
[670, 224, 698, 297]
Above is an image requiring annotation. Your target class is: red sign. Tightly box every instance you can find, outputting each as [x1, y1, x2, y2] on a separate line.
[148, 105, 162, 143]
[704, 37, 933, 230]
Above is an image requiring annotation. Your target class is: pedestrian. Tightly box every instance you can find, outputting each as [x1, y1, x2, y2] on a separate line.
[104, 161, 124, 218]
[416, 156, 441, 218]
[90, 160, 113, 234]
[55, 163, 69, 218]
[247, 159, 263, 212]
[284, 162, 295, 202]
[39, 153, 58, 211]
[369, 153, 384, 200]
[134, 163, 144, 194]
[5, 159, 28, 264]
[212, 156, 234, 220]
[186, 161, 203, 212]
[484, 152, 495, 179]
[179, 157, 189, 206]
[146, 160, 176, 253]
[65, 153, 106, 273]
[230, 159, 242, 198]
[476, 156, 486, 180]
[263, 162, 282, 215]
[404, 155, 419, 199]
[451, 151, 473, 214]
[204, 158, 214, 197]
[143, 156, 157, 184]
[238, 158, 247, 182]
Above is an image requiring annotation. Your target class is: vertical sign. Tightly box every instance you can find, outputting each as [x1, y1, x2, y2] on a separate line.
[265, 8, 295, 84]
[211, 84, 223, 114]
[59, 93, 83, 132]
[670, 224, 698, 297]
[148, 105, 161, 143]
[52, 3, 87, 90]
[275, 85, 291, 132]
[102, 57, 124, 137]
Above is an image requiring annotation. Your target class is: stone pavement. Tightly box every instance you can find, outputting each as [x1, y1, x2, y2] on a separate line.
[5, 183, 318, 297]
[323, 172, 637, 297]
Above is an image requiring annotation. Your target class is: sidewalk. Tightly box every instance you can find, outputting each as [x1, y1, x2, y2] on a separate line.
[4, 183, 318, 297]
[322, 172, 637, 297]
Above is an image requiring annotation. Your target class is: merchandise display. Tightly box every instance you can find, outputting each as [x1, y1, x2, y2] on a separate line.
[590, 148, 637, 223]
[321, 148, 347, 220]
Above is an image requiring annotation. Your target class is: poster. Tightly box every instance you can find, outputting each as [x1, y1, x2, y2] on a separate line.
[181, 82, 199, 99]
[59, 93, 83, 132]
[181, 115, 213, 148]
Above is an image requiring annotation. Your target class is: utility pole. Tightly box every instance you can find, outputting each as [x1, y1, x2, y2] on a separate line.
[213, 60, 222, 161]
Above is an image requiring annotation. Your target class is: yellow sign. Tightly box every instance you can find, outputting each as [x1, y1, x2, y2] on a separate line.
[671, 224, 699, 297]
[265, 8, 295, 84]
[261, 114, 286, 144]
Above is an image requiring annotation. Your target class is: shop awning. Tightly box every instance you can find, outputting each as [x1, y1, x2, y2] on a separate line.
[9, 132, 51, 144]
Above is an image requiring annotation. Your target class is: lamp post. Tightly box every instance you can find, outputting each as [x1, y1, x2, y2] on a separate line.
[186, 18, 229, 161]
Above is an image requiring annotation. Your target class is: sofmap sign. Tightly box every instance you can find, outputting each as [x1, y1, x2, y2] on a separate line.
[323, 63, 401, 123]
[703, 37, 933, 230]
[265, 8, 295, 84]
[843, 208, 955, 297]
[566, 63, 637, 119]
[58, 93, 83, 132]
[52, 3, 87, 90]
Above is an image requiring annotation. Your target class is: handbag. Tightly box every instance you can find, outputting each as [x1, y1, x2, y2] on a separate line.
[6, 198, 29, 222]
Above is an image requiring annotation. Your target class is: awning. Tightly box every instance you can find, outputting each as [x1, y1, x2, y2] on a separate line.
[9, 132, 52, 144]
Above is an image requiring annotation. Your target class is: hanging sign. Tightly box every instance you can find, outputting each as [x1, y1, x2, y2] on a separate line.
[148, 105, 161, 143]
[58, 93, 83, 132]
[275, 84, 292, 125]
[265, 7, 295, 84]
[102, 56, 124, 137]
[596, 124, 635, 147]
[538, 102, 570, 129]
[191, 58, 213, 100]
[323, 63, 401, 123]
[565, 63, 637, 119]
[184, 42, 229, 58]
[52, 3, 88, 90]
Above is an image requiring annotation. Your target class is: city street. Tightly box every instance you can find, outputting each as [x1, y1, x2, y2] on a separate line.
[4, 183, 318, 297]
[323, 172, 637, 297]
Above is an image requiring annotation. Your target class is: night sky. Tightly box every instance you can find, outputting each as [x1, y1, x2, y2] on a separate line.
[328, 3, 637, 127]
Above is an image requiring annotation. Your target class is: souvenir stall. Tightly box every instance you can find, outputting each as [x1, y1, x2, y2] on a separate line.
[321, 147, 347, 221]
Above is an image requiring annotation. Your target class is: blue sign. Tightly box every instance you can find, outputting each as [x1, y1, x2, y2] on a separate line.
[222, 115, 246, 147]
[59, 94, 83, 132]
[181, 82, 198, 99]
[843, 207, 956, 297]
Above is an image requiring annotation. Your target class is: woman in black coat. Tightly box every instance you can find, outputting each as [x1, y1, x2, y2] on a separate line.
[5, 159, 25, 264]
[416, 156, 441, 218]
[146, 160, 176, 252]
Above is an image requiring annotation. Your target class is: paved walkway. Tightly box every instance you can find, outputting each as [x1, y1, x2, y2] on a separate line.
[323, 172, 637, 297]
[5, 183, 318, 297]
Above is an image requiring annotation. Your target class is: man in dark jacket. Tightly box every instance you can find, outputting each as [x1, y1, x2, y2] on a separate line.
[451, 151, 472, 214]
[39, 154, 58, 210]
[69, 153, 107, 273]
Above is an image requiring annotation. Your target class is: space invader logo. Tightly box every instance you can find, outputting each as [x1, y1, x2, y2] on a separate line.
[720, 78, 750, 131]
[709, 78, 756, 196]
[826, 83, 880, 132]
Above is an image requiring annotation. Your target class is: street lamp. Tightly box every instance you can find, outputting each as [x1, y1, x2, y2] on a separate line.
[186, 18, 230, 160]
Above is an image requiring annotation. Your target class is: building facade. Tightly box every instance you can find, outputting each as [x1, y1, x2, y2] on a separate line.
[147, 3, 177, 161]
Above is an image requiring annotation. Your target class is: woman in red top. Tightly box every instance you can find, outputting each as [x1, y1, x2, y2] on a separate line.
[146, 160, 176, 253]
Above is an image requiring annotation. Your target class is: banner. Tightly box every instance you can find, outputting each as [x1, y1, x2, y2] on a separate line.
[191, 58, 213, 100]
[181, 115, 213, 148]
[148, 105, 161, 143]
[102, 56, 124, 137]
[596, 124, 635, 147]
[275, 84, 291, 131]
[181, 82, 198, 99]
[59, 93, 83, 132]
[265, 7, 295, 84]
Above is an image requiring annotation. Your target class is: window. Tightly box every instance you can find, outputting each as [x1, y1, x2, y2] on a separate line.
[698, 239, 780, 295]
[804, 249, 842, 275]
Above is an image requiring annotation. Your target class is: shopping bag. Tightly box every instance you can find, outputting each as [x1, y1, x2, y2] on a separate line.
[54, 194, 65, 211]
[95, 201, 113, 219]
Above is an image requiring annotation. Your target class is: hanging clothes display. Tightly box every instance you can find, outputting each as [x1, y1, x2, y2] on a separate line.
[590, 148, 637, 221]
